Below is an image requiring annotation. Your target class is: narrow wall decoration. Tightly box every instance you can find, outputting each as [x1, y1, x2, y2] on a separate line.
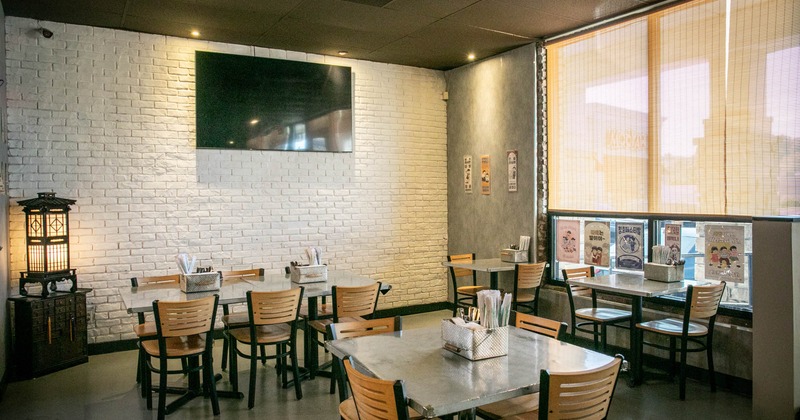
[480, 155, 490, 195]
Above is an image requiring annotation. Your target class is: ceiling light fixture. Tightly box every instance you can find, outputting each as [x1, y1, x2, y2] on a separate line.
[338, 51, 348, 56]
[190, 30, 201, 37]
[467, 53, 476, 61]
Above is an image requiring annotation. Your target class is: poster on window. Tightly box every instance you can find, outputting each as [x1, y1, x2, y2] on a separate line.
[464, 155, 473, 193]
[507, 150, 518, 192]
[616, 222, 644, 270]
[480, 155, 491, 195]
[556, 220, 580, 263]
[705, 225, 745, 283]
[664, 224, 682, 264]
[584, 221, 610, 267]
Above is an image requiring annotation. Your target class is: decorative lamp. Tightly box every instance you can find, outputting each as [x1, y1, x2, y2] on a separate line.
[18, 192, 78, 296]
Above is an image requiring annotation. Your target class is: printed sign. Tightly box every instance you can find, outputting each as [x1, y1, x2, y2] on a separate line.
[556, 220, 581, 263]
[664, 224, 682, 264]
[584, 221, 610, 267]
[464, 155, 473, 193]
[507, 150, 518, 192]
[705, 224, 745, 283]
[616, 222, 644, 270]
[480, 155, 491, 195]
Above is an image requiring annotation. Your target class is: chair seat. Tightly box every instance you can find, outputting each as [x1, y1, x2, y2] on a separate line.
[457, 285, 487, 296]
[141, 334, 206, 358]
[229, 323, 292, 344]
[339, 397, 431, 420]
[222, 312, 249, 327]
[133, 321, 156, 337]
[636, 318, 709, 336]
[515, 292, 535, 303]
[502, 409, 540, 420]
[476, 393, 539, 419]
[575, 307, 631, 323]
[308, 316, 365, 334]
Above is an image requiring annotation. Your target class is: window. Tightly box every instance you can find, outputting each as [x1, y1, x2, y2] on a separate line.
[546, 0, 799, 216]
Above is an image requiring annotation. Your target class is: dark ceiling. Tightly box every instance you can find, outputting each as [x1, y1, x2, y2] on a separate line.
[2, 0, 661, 70]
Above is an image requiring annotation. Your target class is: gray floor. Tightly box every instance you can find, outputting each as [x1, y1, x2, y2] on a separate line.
[0, 310, 752, 419]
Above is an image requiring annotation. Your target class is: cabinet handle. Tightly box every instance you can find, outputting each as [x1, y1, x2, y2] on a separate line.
[47, 316, 52, 344]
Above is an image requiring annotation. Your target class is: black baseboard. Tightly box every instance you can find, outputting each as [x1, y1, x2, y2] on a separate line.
[0, 368, 8, 403]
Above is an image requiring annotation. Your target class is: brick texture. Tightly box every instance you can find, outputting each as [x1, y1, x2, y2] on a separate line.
[5, 17, 449, 343]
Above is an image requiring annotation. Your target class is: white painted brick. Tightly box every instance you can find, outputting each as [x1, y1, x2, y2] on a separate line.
[6, 16, 448, 344]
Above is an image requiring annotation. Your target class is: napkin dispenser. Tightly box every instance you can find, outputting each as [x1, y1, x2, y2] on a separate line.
[441, 320, 508, 361]
[289, 264, 328, 284]
[644, 263, 684, 283]
[180, 272, 221, 293]
[500, 249, 528, 263]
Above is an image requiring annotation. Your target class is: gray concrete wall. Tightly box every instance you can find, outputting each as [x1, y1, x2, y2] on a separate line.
[0, 0, 8, 385]
[445, 44, 537, 293]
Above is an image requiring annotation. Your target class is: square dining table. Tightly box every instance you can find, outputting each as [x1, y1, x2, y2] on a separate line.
[326, 324, 615, 419]
[442, 258, 517, 290]
[119, 270, 391, 379]
[566, 272, 697, 385]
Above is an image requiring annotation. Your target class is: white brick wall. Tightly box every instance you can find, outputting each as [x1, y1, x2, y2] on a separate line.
[5, 17, 449, 344]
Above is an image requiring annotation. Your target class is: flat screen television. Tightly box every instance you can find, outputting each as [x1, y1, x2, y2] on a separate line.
[195, 51, 353, 152]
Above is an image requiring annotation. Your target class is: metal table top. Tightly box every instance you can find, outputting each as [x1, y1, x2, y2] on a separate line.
[119, 270, 388, 313]
[442, 258, 517, 273]
[567, 272, 698, 298]
[326, 324, 614, 418]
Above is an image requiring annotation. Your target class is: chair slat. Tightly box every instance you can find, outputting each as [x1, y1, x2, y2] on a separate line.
[336, 283, 381, 319]
[449, 253, 475, 278]
[516, 262, 546, 289]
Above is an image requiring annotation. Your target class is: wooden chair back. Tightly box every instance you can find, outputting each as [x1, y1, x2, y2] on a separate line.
[152, 295, 218, 339]
[130, 274, 181, 287]
[332, 282, 382, 321]
[448, 253, 475, 279]
[516, 262, 546, 290]
[539, 355, 623, 420]
[688, 281, 726, 320]
[329, 316, 402, 340]
[515, 312, 567, 341]
[343, 357, 411, 420]
[247, 288, 303, 326]
[221, 268, 265, 279]
[562, 266, 595, 298]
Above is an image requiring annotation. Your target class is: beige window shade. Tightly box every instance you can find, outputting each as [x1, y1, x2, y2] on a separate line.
[547, 0, 800, 216]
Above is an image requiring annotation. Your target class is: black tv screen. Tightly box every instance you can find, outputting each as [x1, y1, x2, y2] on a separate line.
[195, 51, 353, 152]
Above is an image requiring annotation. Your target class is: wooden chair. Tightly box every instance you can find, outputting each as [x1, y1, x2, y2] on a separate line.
[340, 356, 436, 420]
[448, 253, 487, 316]
[219, 268, 265, 371]
[226, 287, 304, 408]
[141, 295, 220, 420]
[306, 282, 382, 389]
[636, 281, 726, 400]
[130, 274, 181, 391]
[563, 266, 631, 352]
[503, 355, 623, 420]
[476, 313, 567, 420]
[512, 262, 547, 314]
[328, 316, 403, 403]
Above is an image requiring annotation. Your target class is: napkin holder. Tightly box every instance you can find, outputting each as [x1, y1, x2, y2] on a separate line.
[500, 249, 528, 263]
[289, 264, 328, 284]
[180, 272, 221, 293]
[644, 263, 684, 283]
[441, 320, 508, 361]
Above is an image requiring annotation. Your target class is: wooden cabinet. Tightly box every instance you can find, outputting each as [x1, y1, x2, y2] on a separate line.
[9, 289, 90, 379]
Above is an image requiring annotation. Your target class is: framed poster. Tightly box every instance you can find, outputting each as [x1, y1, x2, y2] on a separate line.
[664, 224, 682, 264]
[556, 220, 580, 263]
[616, 222, 644, 270]
[480, 155, 491, 195]
[584, 221, 610, 267]
[705, 224, 745, 283]
[464, 155, 473, 193]
[507, 150, 518, 192]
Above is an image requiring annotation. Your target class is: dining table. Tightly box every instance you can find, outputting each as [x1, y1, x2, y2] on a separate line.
[326, 324, 615, 419]
[566, 272, 698, 386]
[442, 258, 516, 290]
[118, 270, 391, 389]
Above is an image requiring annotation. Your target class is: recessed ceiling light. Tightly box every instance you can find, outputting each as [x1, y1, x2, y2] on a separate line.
[250, 119, 259, 125]
[191, 30, 201, 37]
[338, 51, 348, 56]
[467, 53, 476, 61]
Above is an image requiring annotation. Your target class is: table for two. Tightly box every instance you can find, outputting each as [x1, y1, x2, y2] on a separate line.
[327, 325, 615, 419]
[442, 258, 516, 290]
[118, 270, 390, 410]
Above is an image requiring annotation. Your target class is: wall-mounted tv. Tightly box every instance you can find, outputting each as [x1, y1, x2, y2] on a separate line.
[195, 51, 353, 152]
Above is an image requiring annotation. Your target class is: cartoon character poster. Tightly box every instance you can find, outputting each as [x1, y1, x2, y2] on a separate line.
[705, 225, 744, 283]
[464, 155, 473, 193]
[507, 150, 518, 192]
[616, 222, 644, 270]
[556, 220, 580, 263]
[664, 224, 682, 264]
[584, 221, 610, 267]
[480, 155, 491, 195]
